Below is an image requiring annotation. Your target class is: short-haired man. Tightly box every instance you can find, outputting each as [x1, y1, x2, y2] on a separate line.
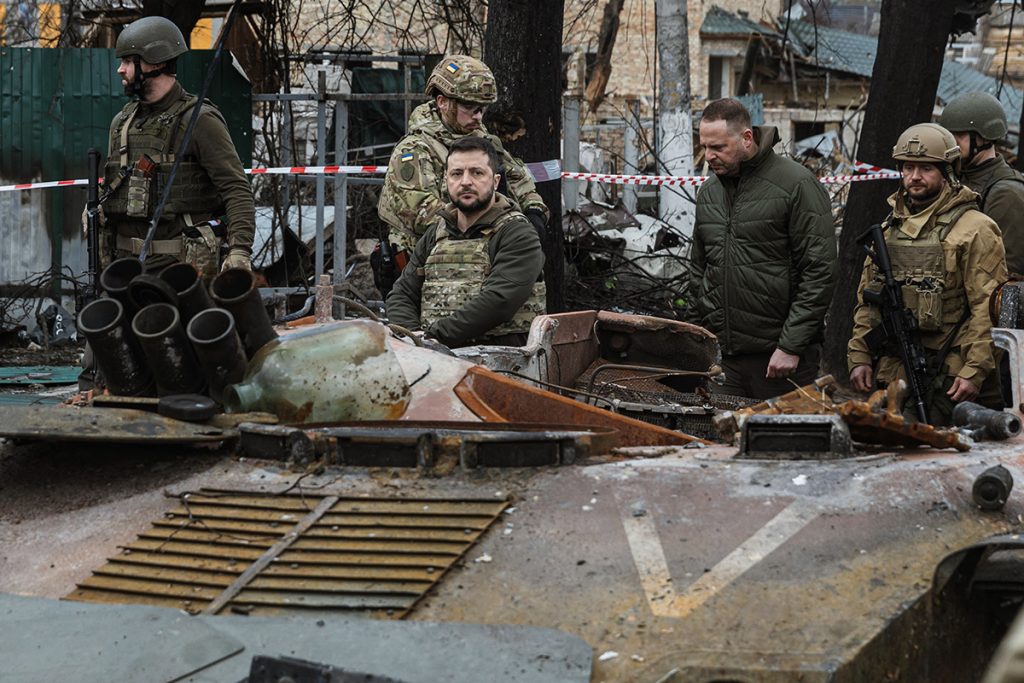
[690, 98, 836, 399]
[377, 55, 548, 291]
[386, 136, 546, 348]
[939, 92, 1024, 275]
[848, 123, 1006, 424]
[102, 16, 255, 278]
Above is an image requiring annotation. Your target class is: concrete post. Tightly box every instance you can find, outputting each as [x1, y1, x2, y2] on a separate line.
[656, 0, 695, 237]
[623, 99, 640, 214]
[333, 100, 348, 319]
[562, 96, 580, 213]
[314, 69, 327, 279]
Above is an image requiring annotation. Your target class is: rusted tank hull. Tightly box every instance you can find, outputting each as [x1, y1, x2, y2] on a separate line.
[2, 439, 1021, 681]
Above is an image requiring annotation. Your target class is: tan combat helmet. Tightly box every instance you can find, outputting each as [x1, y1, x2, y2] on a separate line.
[425, 55, 497, 105]
[116, 16, 188, 64]
[892, 123, 962, 174]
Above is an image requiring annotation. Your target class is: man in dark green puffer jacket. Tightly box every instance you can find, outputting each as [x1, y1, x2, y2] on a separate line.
[690, 98, 836, 399]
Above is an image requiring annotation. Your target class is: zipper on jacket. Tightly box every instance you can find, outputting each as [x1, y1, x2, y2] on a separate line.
[723, 178, 737, 352]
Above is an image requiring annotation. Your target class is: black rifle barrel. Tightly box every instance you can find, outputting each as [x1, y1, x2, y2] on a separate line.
[860, 223, 930, 423]
[86, 147, 101, 300]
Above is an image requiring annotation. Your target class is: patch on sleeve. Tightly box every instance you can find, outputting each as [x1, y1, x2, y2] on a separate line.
[399, 152, 416, 181]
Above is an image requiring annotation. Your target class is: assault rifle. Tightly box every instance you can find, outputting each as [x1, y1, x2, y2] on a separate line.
[859, 223, 930, 423]
[83, 148, 102, 305]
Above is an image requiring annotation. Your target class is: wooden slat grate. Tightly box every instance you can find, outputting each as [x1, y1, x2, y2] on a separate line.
[65, 488, 507, 619]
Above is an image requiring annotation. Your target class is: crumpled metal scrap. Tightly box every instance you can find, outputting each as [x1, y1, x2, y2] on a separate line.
[714, 375, 970, 452]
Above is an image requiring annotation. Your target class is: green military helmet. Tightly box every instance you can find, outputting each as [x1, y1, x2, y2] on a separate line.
[116, 16, 188, 64]
[425, 55, 497, 105]
[939, 92, 1008, 141]
[892, 123, 961, 172]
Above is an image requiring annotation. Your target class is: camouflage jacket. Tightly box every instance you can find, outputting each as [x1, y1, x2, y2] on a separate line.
[385, 193, 546, 347]
[377, 103, 548, 251]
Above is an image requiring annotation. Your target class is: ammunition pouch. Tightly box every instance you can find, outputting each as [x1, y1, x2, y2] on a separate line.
[182, 221, 222, 281]
[125, 168, 152, 218]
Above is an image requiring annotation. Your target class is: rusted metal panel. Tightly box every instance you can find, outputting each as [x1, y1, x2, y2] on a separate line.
[455, 366, 699, 446]
[0, 405, 230, 443]
[67, 489, 507, 619]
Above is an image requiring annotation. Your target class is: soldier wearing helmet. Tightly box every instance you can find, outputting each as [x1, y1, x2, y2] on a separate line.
[376, 55, 548, 296]
[100, 15, 255, 277]
[939, 92, 1024, 275]
[848, 123, 1007, 424]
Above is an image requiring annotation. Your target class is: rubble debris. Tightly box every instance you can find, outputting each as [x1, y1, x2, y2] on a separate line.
[715, 376, 970, 452]
[973, 465, 1014, 510]
[951, 401, 1022, 441]
[27, 303, 77, 347]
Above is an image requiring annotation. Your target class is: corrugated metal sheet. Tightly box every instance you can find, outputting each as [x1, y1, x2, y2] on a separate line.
[66, 489, 507, 619]
[0, 48, 252, 291]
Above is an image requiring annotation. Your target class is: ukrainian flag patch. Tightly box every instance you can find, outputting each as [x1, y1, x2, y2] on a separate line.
[446, 62, 460, 74]
[400, 152, 415, 162]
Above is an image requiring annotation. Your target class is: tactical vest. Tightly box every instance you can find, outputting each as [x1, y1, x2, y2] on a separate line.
[420, 213, 546, 339]
[870, 204, 974, 350]
[103, 94, 223, 220]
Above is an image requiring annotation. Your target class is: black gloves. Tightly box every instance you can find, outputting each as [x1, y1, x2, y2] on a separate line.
[526, 208, 547, 238]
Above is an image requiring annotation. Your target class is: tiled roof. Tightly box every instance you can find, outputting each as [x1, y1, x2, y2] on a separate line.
[700, 6, 780, 37]
[785, 17, 1023, 125]
[788, 20, 876, 77]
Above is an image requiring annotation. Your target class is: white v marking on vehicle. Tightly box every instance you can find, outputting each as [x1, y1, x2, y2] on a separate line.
[620, 500, 818, 619]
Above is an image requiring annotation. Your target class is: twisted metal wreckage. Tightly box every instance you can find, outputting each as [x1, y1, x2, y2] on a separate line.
[3, 254, 1024, 682]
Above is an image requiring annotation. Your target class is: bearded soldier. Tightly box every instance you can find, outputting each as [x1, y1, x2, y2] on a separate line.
[101, 16, 255, 277]
[386, 136, 545, 348]
[848, 123, 1007, 424]
[376, 55, 548, 292]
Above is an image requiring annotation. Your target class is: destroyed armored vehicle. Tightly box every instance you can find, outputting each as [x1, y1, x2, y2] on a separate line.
[2, 293, 1024, 683]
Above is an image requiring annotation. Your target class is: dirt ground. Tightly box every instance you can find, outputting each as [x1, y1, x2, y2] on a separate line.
[0, 342, 83, 367]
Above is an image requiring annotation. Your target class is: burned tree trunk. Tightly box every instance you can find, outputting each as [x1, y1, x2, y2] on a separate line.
[822, 0, 959, 380]
[484, 0, 566, 311]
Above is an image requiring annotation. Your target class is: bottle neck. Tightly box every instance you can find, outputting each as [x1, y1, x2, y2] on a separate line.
[223, 380, 259, 412]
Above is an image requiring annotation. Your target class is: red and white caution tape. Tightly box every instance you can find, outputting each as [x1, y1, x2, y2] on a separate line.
[563, 170, 901, 186]
[246, 165, 387, 175]
[852, 161, 898, 174]
[0, 178, 90, 192]
[0, 163, 901, 193]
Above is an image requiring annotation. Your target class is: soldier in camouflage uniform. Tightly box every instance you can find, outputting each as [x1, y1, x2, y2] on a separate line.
[377, 55, 549, 257]
[100, 16, 255, 278]
[939, 92, 1024, 276]
[386, 136, 545, 348]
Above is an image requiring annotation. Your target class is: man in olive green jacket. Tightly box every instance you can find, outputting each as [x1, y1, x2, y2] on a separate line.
[690, 98, 836, 399]
[939, 92, 1024, 276]
[103, 16, 254, 278]
[386, 137, 545, 348]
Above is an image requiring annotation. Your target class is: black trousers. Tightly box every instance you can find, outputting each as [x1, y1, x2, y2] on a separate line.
[714, 346, 821, 400]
